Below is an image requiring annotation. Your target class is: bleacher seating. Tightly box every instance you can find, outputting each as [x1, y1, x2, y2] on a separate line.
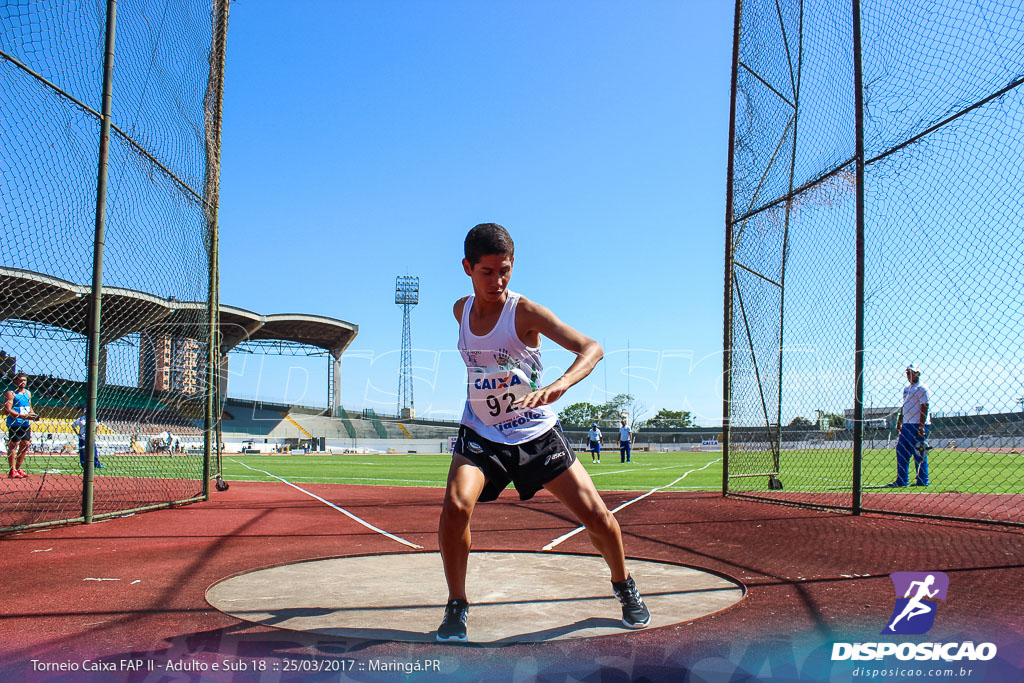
[362, 408, 388, 439]
[219, 400, 287, 436]
[336, 406, 357, 438]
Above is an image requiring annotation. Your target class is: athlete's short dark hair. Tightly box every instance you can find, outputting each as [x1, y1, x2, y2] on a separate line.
[464, 223, 514, 265]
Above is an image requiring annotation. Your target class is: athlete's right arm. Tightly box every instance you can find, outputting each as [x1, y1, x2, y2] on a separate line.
[3, 390, 13, 418]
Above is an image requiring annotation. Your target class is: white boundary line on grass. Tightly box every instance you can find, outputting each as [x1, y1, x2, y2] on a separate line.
[229, 458, 423, 550]
[541, 457, 722, 551]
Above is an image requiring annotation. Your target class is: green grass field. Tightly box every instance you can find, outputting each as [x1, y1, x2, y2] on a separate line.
[728, 447, 1023, 494]
[27, 446, 1020, 495]
[220, 451, 725, 492]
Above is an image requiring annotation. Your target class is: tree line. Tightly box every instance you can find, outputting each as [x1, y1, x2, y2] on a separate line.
[557, 394, 695, 429]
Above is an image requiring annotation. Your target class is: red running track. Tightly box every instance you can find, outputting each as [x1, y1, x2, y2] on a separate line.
[1, 480, 1022, 681]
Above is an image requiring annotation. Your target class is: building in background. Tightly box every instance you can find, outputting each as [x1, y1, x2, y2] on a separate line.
[139, 332, 201, 395]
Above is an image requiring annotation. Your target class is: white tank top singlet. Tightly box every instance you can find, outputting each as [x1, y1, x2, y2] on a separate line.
[458, 291, 557, 444]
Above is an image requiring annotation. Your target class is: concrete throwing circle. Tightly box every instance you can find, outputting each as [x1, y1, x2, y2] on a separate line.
[206, 552, 744, 644]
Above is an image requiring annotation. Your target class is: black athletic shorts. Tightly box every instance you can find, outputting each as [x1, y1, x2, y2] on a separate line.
[7, 422, 31, 442]
[454, 423, 577, 502]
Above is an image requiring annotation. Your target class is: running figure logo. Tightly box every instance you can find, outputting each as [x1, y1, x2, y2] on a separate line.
[882, 571, 949, 635]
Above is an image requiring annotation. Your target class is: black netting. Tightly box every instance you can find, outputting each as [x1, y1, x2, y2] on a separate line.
[0, 0, 227, 531]
[726, 0, 1024, 525]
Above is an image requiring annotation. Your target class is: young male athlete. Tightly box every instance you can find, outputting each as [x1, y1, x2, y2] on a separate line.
[4, 372, 40, 478]
[437, 223, 650, 643]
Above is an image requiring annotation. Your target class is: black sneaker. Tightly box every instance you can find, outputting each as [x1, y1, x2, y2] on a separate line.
[612, 576, 650, 629]
[436, 599, 469, 643]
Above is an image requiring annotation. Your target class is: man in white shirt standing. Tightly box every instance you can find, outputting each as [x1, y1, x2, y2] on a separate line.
[72, 406, 104, 470]
[619, 418, 633, 463]
[587, 422, 602, 463]
[887, 363, 930, 487]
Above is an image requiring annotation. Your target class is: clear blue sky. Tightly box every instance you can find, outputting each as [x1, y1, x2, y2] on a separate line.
[217, 1, 736, 426]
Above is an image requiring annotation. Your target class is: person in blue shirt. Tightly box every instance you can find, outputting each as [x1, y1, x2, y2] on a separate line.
[4, 373, 40, 478]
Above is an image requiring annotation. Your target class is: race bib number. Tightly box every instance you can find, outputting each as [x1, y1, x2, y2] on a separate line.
[468, 368, 534, 426]
[18, 406, 31, 416]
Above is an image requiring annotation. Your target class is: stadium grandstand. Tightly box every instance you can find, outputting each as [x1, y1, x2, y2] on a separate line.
[8, 269, 1018, 458]
[219, 398, 460, 455]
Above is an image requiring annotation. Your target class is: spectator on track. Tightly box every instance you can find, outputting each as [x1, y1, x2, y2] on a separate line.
[72, 406, 105, 470]
[5, 372, 40, 478]
[886, 363, 930, 488]
[619, 418, 634, 463]
[588, 422, 603, 463]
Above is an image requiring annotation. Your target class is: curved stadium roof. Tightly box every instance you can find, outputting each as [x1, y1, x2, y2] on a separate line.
[0, 267, 358, 357]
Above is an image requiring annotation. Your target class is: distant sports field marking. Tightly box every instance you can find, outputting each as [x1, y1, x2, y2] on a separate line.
[587, 468, 634, 477]
[587, 462, 711, 477]
[542, 457, 722, 552]
[239, 474, 440, 485]
[229, 458, 422, 549]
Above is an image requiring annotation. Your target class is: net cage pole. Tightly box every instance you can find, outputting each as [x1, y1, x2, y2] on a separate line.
[722, 0, 744, 497]
[773, 0, 804, 493]
[83, 0, 119, 524]
[204, 0, 231, 497]
[851, 0, 867, 515]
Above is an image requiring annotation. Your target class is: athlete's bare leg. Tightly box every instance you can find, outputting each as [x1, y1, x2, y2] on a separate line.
[544, 459, 628, 583]
[438, 454, 486, 601]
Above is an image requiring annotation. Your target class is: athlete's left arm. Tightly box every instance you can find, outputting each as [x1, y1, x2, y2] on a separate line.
[513, 299, 602, 409]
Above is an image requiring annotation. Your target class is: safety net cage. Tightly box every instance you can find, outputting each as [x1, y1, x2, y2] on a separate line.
[0, 0, 229, 531]
[724, 0, 1024, 525]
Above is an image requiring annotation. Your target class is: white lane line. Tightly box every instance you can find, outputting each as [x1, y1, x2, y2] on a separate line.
[587, 468, 634, 477]
[229, 458, 422, 550]
[234, 475, 442, 485]
[542, 457, 722, 551]
[586, 463, 712, 477]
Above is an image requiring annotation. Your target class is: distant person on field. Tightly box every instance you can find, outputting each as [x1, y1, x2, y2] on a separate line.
[72, 406, 105, 470]
[886, 363, 930, 487]
[4, 372, 40, 478]
[619, 418, 633, 463]
[436, 223, 650, 643]
[587, 422, 603, 463]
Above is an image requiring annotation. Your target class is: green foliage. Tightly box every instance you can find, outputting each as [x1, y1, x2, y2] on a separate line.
[827, 413, 846, 429]
[558, 402, 603, 427]
[639, 408, 693, 429]
[599, 394, 632, 421]
[788, 416, 814, 428]
[559, 394, 644, 427]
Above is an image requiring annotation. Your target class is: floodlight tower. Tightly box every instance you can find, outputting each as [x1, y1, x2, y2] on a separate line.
[395, 276, 419, 418]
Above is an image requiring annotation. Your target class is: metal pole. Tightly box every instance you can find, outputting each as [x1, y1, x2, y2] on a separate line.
[83, 0, 118, 524]
[204, 0, 230, 499]
[773, 0, 804, 489]
[722, 0, 744, 497]
[851, 0, 866, 515]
